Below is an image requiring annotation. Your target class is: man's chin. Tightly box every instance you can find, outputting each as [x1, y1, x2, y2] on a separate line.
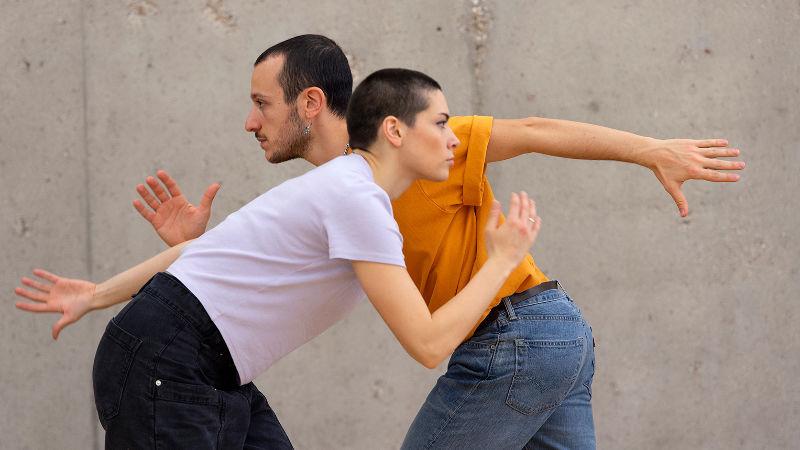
[266, 150, 298, 165]
[261, 146, 280, 163]
[265, 153, 282, 164]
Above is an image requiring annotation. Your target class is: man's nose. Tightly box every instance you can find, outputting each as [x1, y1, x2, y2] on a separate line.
[245, 107, 260, 132]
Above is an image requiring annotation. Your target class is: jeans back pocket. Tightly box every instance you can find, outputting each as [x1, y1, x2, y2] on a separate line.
[506, 337, 584, 415]
[92, 319, 142, 428]
[152, 378, 223, 448]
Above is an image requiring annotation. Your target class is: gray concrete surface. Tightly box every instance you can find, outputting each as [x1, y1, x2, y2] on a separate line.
[2, 1, 797, 448]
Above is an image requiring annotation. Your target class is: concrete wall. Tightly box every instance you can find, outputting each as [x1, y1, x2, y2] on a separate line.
[2, 1, 797, 448]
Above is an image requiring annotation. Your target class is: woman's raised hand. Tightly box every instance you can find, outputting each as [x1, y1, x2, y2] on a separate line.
[484, 191, 541, 268]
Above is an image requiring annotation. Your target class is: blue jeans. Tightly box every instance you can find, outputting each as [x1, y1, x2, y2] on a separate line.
[92, 272, 293, 449]
[401, 283, 595, 449]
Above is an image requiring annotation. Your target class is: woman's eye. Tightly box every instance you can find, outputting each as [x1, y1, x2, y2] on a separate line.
[437, 120, 447, 128]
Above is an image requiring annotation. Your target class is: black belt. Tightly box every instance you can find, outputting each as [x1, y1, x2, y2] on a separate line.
[475, 280, 562, 333]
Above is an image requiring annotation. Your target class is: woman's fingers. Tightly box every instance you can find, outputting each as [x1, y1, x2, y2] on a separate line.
[506, 192, 520, 222]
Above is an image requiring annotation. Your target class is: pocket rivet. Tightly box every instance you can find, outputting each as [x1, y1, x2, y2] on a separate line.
[155, 380, 162, 387]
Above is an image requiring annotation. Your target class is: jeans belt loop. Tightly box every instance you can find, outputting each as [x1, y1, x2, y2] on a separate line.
[474, 280, 563, 335]
[502, 296, 518, 321]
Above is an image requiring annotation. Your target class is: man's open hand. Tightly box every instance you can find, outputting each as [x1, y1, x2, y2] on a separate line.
[133, 170, 219, 246]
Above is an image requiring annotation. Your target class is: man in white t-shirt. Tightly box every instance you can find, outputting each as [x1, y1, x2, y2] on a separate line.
[167, 153, 406, 385]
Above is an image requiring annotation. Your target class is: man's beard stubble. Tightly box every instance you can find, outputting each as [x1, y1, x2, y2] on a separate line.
[266, 108, 312, 164]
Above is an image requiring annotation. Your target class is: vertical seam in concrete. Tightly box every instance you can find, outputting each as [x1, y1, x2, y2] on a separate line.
[467, 0, 492, 114]
[80, 0, 93, 279]
[79, 1, 98, 448]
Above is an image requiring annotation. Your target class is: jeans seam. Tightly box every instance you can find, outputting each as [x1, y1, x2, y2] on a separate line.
[512, 291, 569, 308]
[424, 333, 500, 449]
[515, 315, 582, 322]
[505, 337, 585, 416]
[146, 286, 206, 342]
[582, 325, 595, 399]
[217, 394, 225, 449]
[95, 321, 142, 423]
[152, 320, 189, 448]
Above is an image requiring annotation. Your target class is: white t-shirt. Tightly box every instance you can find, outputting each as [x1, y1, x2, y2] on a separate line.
[168, 154, 405, 384]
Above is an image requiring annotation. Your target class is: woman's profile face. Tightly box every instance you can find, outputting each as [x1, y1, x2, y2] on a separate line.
[400, 90, 461, 182]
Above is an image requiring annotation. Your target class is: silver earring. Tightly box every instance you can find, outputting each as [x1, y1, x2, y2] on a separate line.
[302, 122, 311, 134]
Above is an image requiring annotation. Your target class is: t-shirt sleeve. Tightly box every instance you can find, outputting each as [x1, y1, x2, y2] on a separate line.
[394, 116, 493, 211]
[450, 115, 493, 206]
[324, 188, 406, 267]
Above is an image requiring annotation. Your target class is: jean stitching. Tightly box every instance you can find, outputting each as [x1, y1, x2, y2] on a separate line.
[424, 333, 500, 449]
[582, 325, 595, 399]
[151, 319, 189, 399]
[152, 320, 187, 449]
[505, 337, 584, 416]
[217, 393, 225, 449]
[515, 315, 583, 322]
[97, 321, 142, 422]
[511, 294, 569, 310]
[146, 287, 206, 342]
[511, 289, 567, 304]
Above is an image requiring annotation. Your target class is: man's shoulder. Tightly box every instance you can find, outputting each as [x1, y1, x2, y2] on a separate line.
[312, 156, 388, 210]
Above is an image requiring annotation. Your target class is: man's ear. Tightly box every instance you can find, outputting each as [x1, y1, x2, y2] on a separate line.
[298, 87, 325, 120]
[381, 116, 404, 147]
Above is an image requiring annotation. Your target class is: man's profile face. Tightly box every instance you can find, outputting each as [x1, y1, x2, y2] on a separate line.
[245, 55, 311, 163]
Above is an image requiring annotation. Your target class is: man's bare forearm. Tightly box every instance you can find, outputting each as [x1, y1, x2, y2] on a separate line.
[91, 240, 192, 311]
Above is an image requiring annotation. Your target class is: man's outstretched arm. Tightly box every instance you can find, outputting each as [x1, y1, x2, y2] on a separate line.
[14, 240, 192, 339]
[133, 170, 220, 246]
[486, 117, 744, 217]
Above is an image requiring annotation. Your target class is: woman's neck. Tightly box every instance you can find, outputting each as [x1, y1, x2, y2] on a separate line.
[351, 148, 415, 200]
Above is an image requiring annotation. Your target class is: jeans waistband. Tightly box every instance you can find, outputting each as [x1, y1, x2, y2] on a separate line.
[475, 280, 565, 334]
[140, 272, 220, 340]
[120, 272, 240, 387]
[505, 280, 562, 306]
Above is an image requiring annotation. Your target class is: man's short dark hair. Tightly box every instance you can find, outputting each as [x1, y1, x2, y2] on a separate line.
[346, 68, 442, 150]
[254, 34, 352, 118]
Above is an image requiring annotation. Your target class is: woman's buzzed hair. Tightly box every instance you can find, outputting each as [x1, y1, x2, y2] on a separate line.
[346, 68, 442, 150]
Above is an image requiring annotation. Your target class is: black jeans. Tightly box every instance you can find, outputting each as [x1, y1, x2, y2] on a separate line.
[92, 272, 293, 449]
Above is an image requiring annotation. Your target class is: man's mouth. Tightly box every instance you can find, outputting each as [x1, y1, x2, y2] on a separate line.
[256, 135, 268, 151]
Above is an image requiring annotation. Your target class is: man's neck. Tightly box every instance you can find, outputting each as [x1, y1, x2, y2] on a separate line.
[303, 116, 349, 167]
